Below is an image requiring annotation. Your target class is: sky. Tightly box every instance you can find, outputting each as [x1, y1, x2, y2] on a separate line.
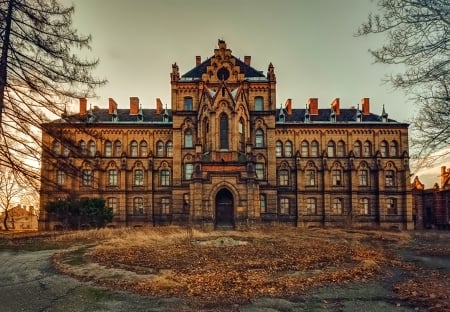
[64, 0, 439, 184]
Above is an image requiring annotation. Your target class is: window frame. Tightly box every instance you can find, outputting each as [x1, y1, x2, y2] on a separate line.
[278, 169, 289, 186]
[332, 169, 342, 186]
[160, 169, 170, 186]
[108, 169, 118, 186]
[279, 198, 289, 215]
[358, 169, 369, 186]
[255, 129, 264, 148]
[306, 197, 317, 215]
[134, 169, 144, 186]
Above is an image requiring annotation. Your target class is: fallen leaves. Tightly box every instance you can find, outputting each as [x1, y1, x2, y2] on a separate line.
[86, 232, 388, 306]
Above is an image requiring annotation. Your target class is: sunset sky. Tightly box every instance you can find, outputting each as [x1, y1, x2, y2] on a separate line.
[64, 0, 438, 184]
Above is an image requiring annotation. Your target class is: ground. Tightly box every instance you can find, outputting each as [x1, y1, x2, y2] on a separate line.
[1, 227, 450, 311]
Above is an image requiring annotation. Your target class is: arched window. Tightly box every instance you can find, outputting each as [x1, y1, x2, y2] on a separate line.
[220, 114, 229, 149]
[279, 169, 289, 186]
[160, 169, 170, 186]
[107, 198, 118, 215]
[130, 140, 138, 157]
[332, 198, 343, 215]
[353, 140, 361, 157]
[280, 198, 290, 215]
[327, 140, 335, 157]
[260, 194, 267, 213]
[301, 140, 309, 157]
[53, 141, 60, 156]
[161, 198, 170, 214]
[358, 169, 369, 186]
[104, 141, 112, 157]
[79, 140, 86, 155]
[184, 163, 193, 180]
[88, 140, 96, 157]
[337, 140, 345, 157]
[156, 141, 164, 157]
[239, 118, 245, 152]
[386, 198, 398, 214]
[390, 141, 398, 157]
[255, 162, 265, 180]
[311, 140, 319, 157]
[134, 197, 144, 215]
[166, 141, 173, 157]
[359, 198, 370, 215]
[255, 96, 263, 111]
[306, 169, 315, 186]
[140, 141, 148, 157]
[285, 141, 293, 157]
[114, 140, 122, 157]
[255, 129, 264, 148]
[276, 141, 283, 157]
[184, 129, 193, 148]
[363, 141, 372, 157]
[134, 169, 144, 186]
[380, 140, 388, 157]
[63, 145, 70, 157]
[56, 170, 65, 186]
[385, 170, 395, 186]
[306, 198, 317, 215]
[332, 168, 342, 186]
[184, 97, 193, 111]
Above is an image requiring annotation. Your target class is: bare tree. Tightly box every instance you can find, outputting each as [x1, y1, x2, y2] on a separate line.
[0, 167, 26, 230]
[356, 0, 450, 166]
[0, 0, 105, 185]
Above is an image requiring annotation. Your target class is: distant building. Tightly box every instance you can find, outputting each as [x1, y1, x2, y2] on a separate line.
[412, 166, 450, 229]
[39, 40, 413, 230]
[0, 205, 38, 231]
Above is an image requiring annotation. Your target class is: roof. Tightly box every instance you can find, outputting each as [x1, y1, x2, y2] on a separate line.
[47, 107, 404, 126]
[278, 108, 403, 124]
[181, 57, 266, 80]
[49, 108, 172, 124]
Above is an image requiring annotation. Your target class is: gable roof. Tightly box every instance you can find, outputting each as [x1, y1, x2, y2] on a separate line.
[181, 57, 266, 80]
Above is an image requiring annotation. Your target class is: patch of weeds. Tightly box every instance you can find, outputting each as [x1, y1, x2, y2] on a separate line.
[74, 286, 114, 301]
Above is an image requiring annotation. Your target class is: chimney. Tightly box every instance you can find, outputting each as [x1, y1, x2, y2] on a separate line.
[361, 98, 370, 115]
[79, 98, 87, 116]
[108, 98, 118, 114]
[285, 98, 292, 115]
[308, 98, 319, 115]
[196, 56, 201, 66]
[156, 98, 163, 115]
[331, 98, 340, 115]
[244, 56, 251, 66]
[129, 97, 139, 115]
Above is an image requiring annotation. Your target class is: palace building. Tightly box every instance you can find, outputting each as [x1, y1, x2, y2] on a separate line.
[39, 40, 414, 230]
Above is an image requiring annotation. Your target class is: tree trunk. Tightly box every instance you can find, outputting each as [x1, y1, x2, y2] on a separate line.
[3, 210, 9, 231]
[0, 0, 14, 124]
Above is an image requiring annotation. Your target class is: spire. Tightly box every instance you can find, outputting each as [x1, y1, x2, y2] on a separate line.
[137, 104, 143, 122]
[304, 104, 310, 123]
[278, 102, 285, 123]
[354, 104, 362, 122]
[112, 106, 118, 122]
[163, 104, 169, 123]
[381, 104, 388, 122]
[87, 104, 95, 123]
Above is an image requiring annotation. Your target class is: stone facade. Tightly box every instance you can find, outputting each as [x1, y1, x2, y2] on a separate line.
[39, 40, 413, 230]
[412, 168, 450, 229]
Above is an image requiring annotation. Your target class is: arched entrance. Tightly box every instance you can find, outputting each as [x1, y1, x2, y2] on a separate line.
[215, 188, 234, 228]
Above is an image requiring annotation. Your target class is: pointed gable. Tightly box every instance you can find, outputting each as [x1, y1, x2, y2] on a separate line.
[181, 40, 266, 82]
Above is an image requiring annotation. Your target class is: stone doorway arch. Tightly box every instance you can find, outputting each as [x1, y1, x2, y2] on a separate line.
[215, 188, 234, 228]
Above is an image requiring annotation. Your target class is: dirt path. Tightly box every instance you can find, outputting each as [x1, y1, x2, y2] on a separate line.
[0, 249, 184, 312]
